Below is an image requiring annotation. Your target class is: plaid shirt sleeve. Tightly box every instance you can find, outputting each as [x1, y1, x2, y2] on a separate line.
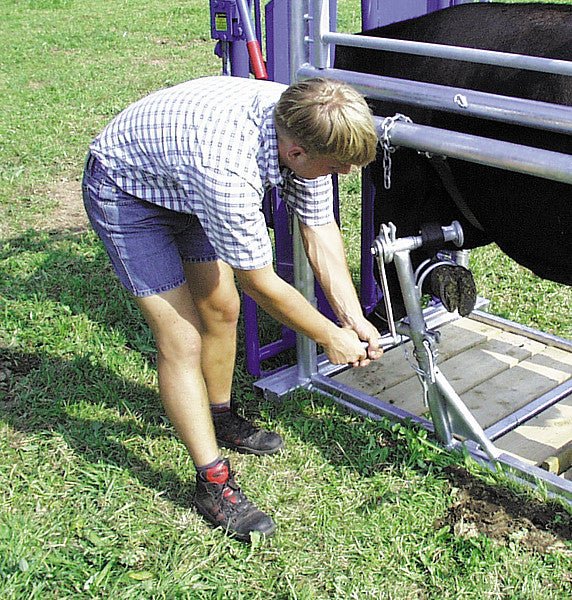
[280, 174, 335, 226]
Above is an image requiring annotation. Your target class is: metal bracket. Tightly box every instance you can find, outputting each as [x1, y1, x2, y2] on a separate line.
[371, 221, 499, 460]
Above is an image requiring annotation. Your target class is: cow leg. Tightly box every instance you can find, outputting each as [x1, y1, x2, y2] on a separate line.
[368, 149, 480, 329]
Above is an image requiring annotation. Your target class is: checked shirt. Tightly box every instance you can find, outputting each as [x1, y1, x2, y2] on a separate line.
[89, 76, 334, 270]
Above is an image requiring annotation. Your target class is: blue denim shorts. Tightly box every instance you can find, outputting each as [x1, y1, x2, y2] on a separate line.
[82, 153, 218, 297]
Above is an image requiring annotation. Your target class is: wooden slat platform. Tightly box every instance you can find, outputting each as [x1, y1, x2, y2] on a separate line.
[333, 317, 572, 474]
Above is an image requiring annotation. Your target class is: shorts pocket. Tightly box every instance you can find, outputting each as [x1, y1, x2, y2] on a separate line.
[97, 180, 134, 205]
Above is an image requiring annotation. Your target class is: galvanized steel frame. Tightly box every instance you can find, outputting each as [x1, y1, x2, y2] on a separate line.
[255, 0, 572, 503]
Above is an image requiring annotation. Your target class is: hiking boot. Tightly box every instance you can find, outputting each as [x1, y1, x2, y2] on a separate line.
[429, 263, 477, 317]
[213, 409, 284, 456]
[194, 458, 276, 541]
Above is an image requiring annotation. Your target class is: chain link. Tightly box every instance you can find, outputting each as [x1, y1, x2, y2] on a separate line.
[379, 113, 413, 189]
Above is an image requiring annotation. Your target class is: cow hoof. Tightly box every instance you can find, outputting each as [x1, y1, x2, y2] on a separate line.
[430, 265, 477, 317]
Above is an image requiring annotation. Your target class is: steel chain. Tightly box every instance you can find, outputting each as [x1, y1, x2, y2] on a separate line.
[379, 113, 413, 189]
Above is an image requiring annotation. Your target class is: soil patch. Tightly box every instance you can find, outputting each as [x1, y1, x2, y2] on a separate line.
[437, 464, 572, 555]
[1, 177, 89, 239]
[39, 177, 89, 233]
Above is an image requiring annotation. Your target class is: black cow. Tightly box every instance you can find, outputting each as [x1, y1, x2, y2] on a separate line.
[334, 2, 571, 322]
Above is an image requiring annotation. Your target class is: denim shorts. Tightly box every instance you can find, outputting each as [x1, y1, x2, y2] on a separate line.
[82, 153, 218, 297]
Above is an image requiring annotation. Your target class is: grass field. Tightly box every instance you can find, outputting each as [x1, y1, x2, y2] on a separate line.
[1, 1, 571, 598]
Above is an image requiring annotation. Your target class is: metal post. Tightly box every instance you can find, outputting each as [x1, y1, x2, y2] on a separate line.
[392, 250, 455, 448]
[288, 2, 320, 386]
[293, 219, 319, 384]
[235, 0, 268, 78]
[289, 0, 309, 83]
[380, 118, 572, 185]
[312, 0, 331, 69]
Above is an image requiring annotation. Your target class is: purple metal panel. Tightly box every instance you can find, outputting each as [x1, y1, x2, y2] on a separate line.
[362, 0, 477, 29]
[360, 165, 382, 313]
[265, 0, 291, 84]
[362, 0, 427, 30]
[229, 41, 250, 77]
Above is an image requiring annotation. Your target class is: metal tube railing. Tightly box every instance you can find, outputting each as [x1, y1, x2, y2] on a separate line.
[376, 118, 572, 185]
[322, 30, 572, 78]
[297, 66, 572, 136]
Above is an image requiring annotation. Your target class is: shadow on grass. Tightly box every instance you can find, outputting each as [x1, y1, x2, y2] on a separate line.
[0, 229, 156, 358]
[1, 230, 194, 504]
[2, 229, 572, 546]
[0, 346, 196, 507]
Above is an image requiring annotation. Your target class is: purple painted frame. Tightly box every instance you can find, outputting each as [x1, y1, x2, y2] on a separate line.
[210, 0, 477, 377]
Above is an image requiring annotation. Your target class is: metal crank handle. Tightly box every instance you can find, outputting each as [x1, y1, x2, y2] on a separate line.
[361, 334, 404, 352]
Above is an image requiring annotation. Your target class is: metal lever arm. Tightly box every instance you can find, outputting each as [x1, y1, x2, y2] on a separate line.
[235, 0, 268, 79]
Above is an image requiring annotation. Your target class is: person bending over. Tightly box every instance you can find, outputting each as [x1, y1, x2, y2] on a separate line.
[82, 76, 382, 541]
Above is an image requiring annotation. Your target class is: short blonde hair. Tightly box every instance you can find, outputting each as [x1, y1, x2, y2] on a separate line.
[273, 77, 378, 167]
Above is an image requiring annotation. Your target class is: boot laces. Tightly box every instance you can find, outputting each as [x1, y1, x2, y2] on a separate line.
[207, 471, 256, 521]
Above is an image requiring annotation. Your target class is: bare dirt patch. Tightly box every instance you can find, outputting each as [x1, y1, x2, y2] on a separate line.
[1, 176, 89, 239]
[38, 176, 89, 233]
[437, 464, 572, 556]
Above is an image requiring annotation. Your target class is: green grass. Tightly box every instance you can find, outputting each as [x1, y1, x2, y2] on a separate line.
[1, 1, 572, 598]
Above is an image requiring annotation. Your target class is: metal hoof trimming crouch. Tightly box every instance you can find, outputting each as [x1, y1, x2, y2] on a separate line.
[371, 220, 500, 461]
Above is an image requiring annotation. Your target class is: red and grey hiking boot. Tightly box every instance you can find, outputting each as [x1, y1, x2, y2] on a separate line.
[213, 409, 284, 456]
[194, 458, 276, 541]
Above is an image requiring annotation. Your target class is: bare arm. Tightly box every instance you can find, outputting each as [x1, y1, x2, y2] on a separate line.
[234, 264, 369, 366]
[298, 220, 382, 361]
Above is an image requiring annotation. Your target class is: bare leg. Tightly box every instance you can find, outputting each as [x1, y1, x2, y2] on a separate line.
[136, 285, 219, 467]
[137, 264, 276, 539]
[184, 260, 240, 408]
[185, 260, 283, 456]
